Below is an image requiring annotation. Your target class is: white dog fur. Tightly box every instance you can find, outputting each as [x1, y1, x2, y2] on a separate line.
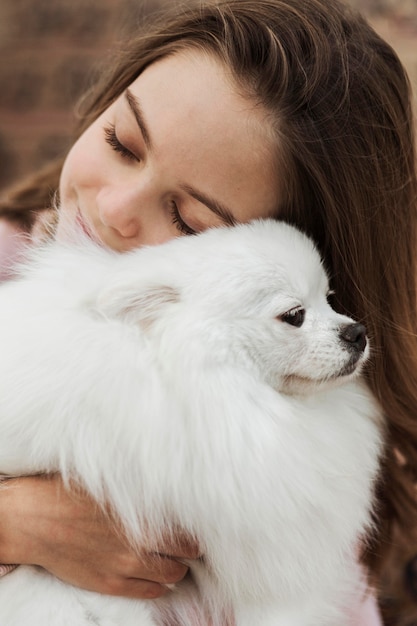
[0, 219, 382, 626]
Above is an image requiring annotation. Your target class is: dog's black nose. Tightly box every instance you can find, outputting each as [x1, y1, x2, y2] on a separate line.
[339, 323, 367, 353]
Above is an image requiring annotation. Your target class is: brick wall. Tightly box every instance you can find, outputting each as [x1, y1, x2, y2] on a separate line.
[1, 0, 417, 190]
[0, 0, 171, 188]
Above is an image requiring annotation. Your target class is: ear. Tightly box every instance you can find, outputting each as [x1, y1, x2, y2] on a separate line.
[97, 280, 180, 326]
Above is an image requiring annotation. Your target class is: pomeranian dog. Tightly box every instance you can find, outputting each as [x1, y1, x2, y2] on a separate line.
[0, 219, 382, 626]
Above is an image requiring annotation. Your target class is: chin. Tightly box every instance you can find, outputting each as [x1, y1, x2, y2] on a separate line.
[282, 359, 366, 396]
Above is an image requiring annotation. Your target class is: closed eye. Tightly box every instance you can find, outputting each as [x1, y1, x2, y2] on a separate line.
[280, 307, 305, 327]
[104, 124, 138, 162]
[169, 202, 197, 236]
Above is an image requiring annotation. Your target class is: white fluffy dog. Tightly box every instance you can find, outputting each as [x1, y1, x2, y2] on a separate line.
[0, 219, 382, 626]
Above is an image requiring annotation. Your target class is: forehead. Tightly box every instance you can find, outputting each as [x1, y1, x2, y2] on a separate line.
[125, 51, 282, 223]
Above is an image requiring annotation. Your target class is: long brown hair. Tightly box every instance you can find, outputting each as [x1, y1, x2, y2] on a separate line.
[2, 0, 417, 607]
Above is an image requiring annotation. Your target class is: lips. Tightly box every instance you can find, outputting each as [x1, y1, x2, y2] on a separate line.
[75, 209, 102, 246]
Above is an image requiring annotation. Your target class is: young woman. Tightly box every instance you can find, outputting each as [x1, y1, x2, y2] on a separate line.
[1, 0, 416, 623]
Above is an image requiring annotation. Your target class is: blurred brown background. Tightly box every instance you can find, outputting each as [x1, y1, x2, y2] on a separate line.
[0, 0, 416, 191]
[0, 0, 174, 189]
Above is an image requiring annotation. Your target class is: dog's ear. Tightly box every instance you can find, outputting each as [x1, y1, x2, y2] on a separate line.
[97, 281, 180, 326]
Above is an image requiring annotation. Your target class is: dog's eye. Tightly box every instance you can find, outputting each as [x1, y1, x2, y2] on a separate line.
[280, 307, 305, 328]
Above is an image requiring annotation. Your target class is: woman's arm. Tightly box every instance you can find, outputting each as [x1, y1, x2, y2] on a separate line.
[0, 475, 197, 597]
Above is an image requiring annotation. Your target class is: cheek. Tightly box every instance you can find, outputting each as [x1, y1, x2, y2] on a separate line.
[60, 125, 105, 200]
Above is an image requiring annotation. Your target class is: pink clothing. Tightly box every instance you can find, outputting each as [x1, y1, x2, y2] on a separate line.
[0, 565, 17, 576]
[0, 218, 383, 624]
[357, 593, 382, 625]
[0, 220, 29, 281]
[347, 559, 383, 625]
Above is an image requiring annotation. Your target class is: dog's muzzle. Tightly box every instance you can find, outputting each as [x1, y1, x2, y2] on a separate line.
[338, 322, 368, 376]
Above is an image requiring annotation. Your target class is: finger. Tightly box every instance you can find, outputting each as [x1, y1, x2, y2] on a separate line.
[119, 578, 170, 599]
[138, 554, 189, 584]
[152, 528, 201, 560]
[95, 576, 170, 599]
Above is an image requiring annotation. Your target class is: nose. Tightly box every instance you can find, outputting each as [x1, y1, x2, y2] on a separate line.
[97, 173, 165, 244]
[97, 186, 145, 239]
[339, 323, 367, 353]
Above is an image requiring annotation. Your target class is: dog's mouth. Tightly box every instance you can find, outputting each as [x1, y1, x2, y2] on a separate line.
[281, 353, 365, 395]
[333, 350, 366, 378]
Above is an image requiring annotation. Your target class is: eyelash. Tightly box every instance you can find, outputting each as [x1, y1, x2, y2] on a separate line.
[169, 203, 196, 236]
[104, 124, 137, 161]
[104, 124, 196, 236]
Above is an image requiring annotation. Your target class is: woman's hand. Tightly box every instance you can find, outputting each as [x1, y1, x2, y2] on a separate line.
[0, 474, 200, 598]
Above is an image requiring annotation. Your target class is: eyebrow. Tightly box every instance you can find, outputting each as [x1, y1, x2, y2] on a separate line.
[180, 185, 237, 226]
[125, 89, 152, 150]
[124, 89, 237, 227]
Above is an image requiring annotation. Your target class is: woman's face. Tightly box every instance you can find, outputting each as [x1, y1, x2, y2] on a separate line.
[58, 50, 281, 251]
